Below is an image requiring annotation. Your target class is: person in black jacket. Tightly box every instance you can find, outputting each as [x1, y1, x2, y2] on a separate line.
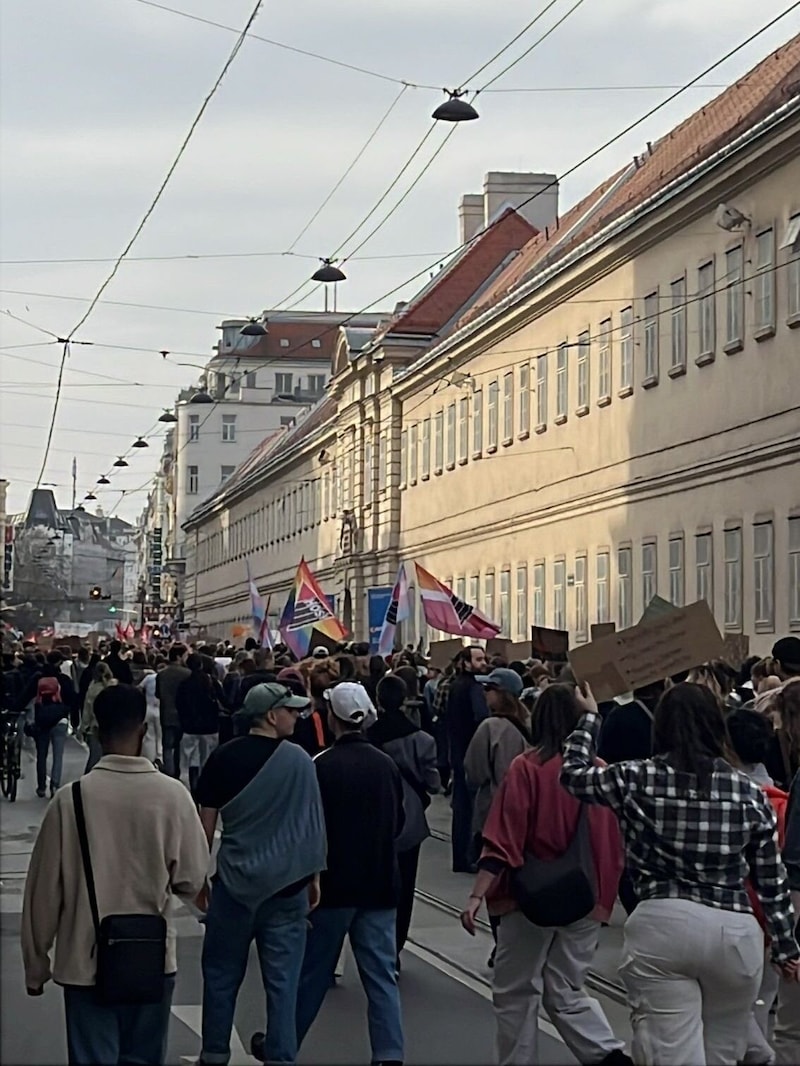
[293, 682, 405, 1066]
[15, 651, 79, 728]
[106, 640, 133, 685]
[445, 646, 489, 872]
[176, 654, 222, 793]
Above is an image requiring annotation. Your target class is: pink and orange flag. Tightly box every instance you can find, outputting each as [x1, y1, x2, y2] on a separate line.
[414, 563, 500, 640]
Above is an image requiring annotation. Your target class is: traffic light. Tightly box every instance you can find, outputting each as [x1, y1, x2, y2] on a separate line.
[89, 586, 102, 600]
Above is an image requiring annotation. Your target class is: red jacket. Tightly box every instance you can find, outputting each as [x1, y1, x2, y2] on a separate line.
[480, 750, 624, 921]
[748, 783, 789, 937]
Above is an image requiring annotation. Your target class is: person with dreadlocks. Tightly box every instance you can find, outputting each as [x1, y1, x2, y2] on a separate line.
[561, 681, 800, 1066]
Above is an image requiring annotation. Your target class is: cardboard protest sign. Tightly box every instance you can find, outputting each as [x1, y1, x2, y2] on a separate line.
[428, 638, 465, 670]
[639, 595, 678, 625]
[590, 622, 616, 640]
[569, 599, 724, 702]
[507, 640, 534, 661]
[531, 626, 570, 664]
[486, 637, 513, 660]
[721, 633, 750, 665]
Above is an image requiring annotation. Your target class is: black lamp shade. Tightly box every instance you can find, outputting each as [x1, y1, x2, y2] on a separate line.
[433, 96, 479, 122]
[312, 261, 346, 283]
[132, 437, 149, 448]
[190, 391, 214, 404]
[97, 476, 111, 485]
[113, 457, 128, 468]
[159, 409, 177, 423]
[85, 493, 97, 501]
[240, 319, 267, 337]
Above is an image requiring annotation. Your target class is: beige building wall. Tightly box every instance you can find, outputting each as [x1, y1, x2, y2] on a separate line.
[395, 123, 800, 656]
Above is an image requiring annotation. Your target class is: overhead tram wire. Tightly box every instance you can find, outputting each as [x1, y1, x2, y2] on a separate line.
[75, 4, 800, 507]
[32, 0, 266, 494]
[273, 0, 586, 311]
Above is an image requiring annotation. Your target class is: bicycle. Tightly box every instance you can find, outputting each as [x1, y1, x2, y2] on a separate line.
[1, 710, 23, 802]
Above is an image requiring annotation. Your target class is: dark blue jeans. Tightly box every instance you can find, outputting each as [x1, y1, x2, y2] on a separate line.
[63, 974, 175, 1065]
[201, 879, 308, 1065]
[34, 720, 67, 792]
[296, 907, 404, 1063]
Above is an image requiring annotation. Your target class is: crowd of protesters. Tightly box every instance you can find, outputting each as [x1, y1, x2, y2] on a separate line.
[4, 628, 800, 1066]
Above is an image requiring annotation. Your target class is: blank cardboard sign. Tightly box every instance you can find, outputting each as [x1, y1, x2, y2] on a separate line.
[590, 623, 616, 640]
[428, 638, 465, 670]
[569, 600, 724, 702]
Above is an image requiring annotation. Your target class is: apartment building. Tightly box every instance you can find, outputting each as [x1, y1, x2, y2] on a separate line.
[184, 36, 800, 654]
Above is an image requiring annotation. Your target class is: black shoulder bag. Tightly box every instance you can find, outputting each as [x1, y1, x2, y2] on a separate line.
[72, 780, 167, 1005]
[510, 804, 597, 927]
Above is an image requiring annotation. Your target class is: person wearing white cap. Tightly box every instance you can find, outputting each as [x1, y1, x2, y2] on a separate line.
[292, 682, 405, 1066]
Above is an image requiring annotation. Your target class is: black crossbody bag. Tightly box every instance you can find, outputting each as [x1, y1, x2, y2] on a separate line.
[72, 780, 167, 1005]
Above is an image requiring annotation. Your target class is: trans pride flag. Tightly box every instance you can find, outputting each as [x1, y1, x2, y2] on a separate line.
[279, 558, 347, 659]
[246, 562, 272, 649]
[377, 563, 411, 657]
[415, 563, 500, 640]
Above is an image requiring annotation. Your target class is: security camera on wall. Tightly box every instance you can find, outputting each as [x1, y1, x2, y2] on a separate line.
[714, 203, 750, 232]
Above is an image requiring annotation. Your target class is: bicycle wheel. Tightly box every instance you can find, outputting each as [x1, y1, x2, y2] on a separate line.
[7, 736, 20, 802]
[0, 739, 12, 799]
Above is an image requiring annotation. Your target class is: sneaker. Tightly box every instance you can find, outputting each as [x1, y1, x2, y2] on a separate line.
[36, 788, 46, 798]
[250, 1033, 266, 1063]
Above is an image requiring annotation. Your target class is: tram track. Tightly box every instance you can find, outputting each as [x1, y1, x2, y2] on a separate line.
[419, 829, 628, 1005]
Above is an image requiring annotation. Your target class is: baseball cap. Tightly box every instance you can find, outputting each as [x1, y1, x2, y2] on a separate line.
[772, 637, 800, 673]
[312, 646, 330, 660]
[242, 682, 311, 720]
[477, 668, 524, 697]
[324, 682, 376, 725]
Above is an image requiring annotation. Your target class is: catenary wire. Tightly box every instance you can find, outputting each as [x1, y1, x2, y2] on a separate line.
[33, 0, 266, 493]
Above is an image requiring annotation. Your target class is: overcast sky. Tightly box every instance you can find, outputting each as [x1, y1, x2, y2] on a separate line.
[1, 0, 796, 521]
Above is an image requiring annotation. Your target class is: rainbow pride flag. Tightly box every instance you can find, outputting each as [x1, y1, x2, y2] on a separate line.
[279, 558, 347, 659]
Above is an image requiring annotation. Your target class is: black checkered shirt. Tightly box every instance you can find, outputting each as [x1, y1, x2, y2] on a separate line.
[561, 712, 799, 964]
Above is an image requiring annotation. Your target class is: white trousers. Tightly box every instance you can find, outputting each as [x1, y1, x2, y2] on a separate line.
[181, 733, 218, 771]
[141, 705, 163, 764]
[620, 898, 764, 1066]
[492, 910, 624, 1065]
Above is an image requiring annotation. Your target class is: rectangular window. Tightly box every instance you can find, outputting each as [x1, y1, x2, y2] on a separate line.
[724, 527, 743, 629]
[188, 413, 200, 442]
[499, 571, 511, 636]
[400, 430, 408, 488]
[668, 536, 685, 606]
[644, 292, 659, 382]
[753, 522, 774, 629]
[275, 372, 293, 394]
[553, 560, 566, 631]
[446, 403, 456, 467]
[698, 260, 715, 358]
[280, 416, 294, 427]
[308, 374, 326, 394]
[187, 465, 199, 495]
[696, 533, 713, 608]
[434, 410, 444, 472]
[533, 564, 546, 626]
[421, 418, 431, 479]
[577, 331, 590, 411]
[458, 397, 469, 462]
[556, 344, 568, 420]
[620, 307, 633, 391]
[220, 465, 234, 483]
[536, 354, 548, 429]
[221, 414, 236, 442]
[598, 318, 612, 401]
[516, 566, 528, 639]
[364, 439, 373, 503]
[215, 371, 226, 398]
[244, 371, 257, 389]
[502, 372, 513, 442]
[755, 228, 776, 334]
[469, 576, 479, 611]
[670, 277, 686, 371]
[456, 577, 466, 607]
[642, 542, 657, 606]
[487, 381, 499, 450]
[790, 518, 800, 626]
[377, 434, 387, 488]
[574, 556, 587, 640]
[596, 552, 609, 623]
[726, 245, 744, 347]
[472, 389, 483, 454]
[788, 215, 800, 320]
[408, 424, 418, 484]
[618, 547, 632, 629]
[484, 573, 495, 624]
[518, 363, 530, 436]
[227, 374, 240, 398]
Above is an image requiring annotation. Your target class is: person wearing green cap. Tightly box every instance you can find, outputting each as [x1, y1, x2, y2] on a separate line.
[194, 683, 327, 1066]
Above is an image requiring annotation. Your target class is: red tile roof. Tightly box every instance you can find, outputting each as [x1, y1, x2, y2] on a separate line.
[214, 321, 342, 363]
[462, 33, 800, 324]
[384, 207, 537, 336]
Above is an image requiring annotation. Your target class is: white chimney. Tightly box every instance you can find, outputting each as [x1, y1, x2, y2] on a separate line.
[459, 193, 484, 244]
[483, 172, 559, 235]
